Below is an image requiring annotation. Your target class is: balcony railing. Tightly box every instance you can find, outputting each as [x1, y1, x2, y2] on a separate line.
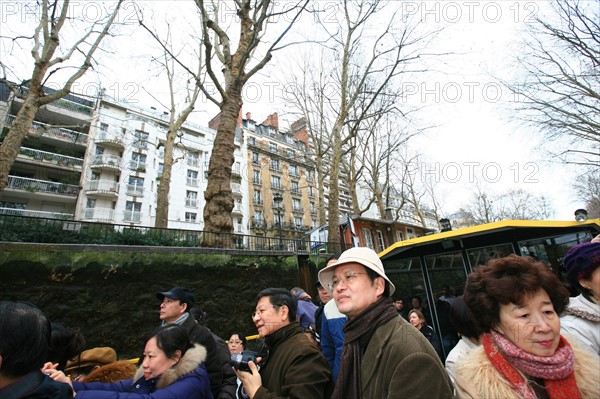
[126, 184, 144, 197]
[129, 162, 147, 172]
[96, 130, 125, 147]
[5, 115, 89, 145]
[7, 175, 79, 197]
[124, 210, 142, 222]
[18, 146, 83, 169]
[91, 154, 121, 169]
[233, 204, 243, 213]
[231, 182, 241, 193]
[84, 207, 114, 221]
[0, 207, 73, 220]
[86, 180, 119, 194]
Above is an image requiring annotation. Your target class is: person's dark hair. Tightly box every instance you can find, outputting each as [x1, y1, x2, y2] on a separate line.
[47, 322, 86, 371]
[464, 255, 569, 333]
[411, 295, 422, 307]
[255, 288, 297, 322]
[365, 267, 391, 297]
[189, 307, 208, 326]
[449, 296, 483, 340]
[0, 301, 51, 378]
[228, 333, 247, 349]
[326, 254, 341, 263]
[152, 324, 193, 360]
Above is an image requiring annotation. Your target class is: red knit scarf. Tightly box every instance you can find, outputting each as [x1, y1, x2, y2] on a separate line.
[483, 330, 582, 399]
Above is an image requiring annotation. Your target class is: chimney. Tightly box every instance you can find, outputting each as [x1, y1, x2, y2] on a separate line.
[262, 112, 279, 130]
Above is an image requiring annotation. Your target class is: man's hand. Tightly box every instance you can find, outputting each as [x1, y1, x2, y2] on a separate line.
[235, 359, 262, 399]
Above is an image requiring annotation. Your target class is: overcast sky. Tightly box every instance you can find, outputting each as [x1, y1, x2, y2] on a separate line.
[1, 0, 588, 220]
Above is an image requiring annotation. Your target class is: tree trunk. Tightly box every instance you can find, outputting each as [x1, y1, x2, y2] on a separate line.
[327, 122, 343, 246]
[155, 128, 177, 228]
[202, 89, 242, 247]
[0, 95, 41, 191]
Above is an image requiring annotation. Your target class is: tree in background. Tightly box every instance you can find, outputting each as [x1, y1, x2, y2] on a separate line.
[0, 0, 124, 191]
[573, 167, 600, 219]
[510, 0, 599, 167]
[138, 10, 204, 229]
[195, 0, 308, 246]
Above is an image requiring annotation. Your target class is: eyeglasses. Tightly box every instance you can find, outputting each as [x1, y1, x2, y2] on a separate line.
[328, 272, 368, 290]
[252, 304, 281, 319]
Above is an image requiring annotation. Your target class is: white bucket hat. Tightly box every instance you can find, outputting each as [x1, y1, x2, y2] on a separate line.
[318, 247, 395, 296]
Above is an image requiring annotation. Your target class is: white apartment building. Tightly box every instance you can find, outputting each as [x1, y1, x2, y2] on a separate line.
[75, 93, 246, 232]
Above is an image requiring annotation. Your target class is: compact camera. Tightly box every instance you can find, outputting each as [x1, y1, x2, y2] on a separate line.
[230, 350, 260, 372]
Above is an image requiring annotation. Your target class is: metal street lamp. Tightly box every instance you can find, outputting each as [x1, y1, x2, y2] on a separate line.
[273, 193, 284, 249]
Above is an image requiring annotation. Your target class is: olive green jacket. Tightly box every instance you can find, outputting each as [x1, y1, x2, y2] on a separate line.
[255, 322, 333, 399]
[361, 316, 454, 399]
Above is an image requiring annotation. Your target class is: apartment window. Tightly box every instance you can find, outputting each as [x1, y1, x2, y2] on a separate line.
[289, 165, 298, 176]
[185, 212, 197, 222]
[287, 149, 295, 157]
[363, 228, 374, 249]
[186, 190, 198, 207]
[376, 230, 385, 252]
[127, 176, 144, 196]
[308, 186, 315, 197]
[306, 169, 312, 180]
[253, 190, 262, 205]
[292, 198, 301, 211]
[271, 175, 281, 189]
[291, 181, 299, 193]
[130, 152, 146, 170]
[396, 231, 404, 241]
[187, 170, 198, 187]
[158, 163, 164, 176]
[124, 201, 141, 222]
[294, 217, 303, 229]
[407, 228, 416, 239]
[187, 151, 199, 167]
[312, 220, 317, 229]
[270, 159, 280, 170]
[86, 199, 96, 208]
[233, 161, 241, 175]
[251, 152, 259, 164]
[133, 130, 149, 149]
[236, 217, 243, 232]
[100, 123, 108, 132]
[269, 142, 277, 152]
[255, 211, 263, 221]
[248, 136, 256, 146]
[253, 170, 261, 184]
[234, 197, 242, 212]
[91, 172, 100, 180]
[310, 201, 316, 214]
[95, 147, 104, 155]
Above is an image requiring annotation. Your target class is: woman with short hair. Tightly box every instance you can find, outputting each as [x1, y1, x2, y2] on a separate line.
[455, 255, 599, 399]
[408, 309, 442, 358]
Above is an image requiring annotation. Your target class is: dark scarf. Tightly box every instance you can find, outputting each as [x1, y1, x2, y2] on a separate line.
[331, 297, 398, 399]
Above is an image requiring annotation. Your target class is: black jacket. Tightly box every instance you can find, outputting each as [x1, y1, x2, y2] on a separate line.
[0, 370, 73, 399]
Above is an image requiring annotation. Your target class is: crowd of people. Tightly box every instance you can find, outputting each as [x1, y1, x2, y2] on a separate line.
[1, 236, 599, 398]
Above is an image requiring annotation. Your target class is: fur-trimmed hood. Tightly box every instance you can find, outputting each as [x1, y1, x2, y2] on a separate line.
[455, 337, 600, 399]
[132, 343, 207, 390]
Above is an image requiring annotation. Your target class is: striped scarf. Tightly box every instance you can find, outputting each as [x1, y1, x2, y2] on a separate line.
[484, 330, 581, 399]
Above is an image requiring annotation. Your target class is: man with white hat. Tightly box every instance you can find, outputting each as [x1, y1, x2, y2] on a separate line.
[318, 247, 453, 399]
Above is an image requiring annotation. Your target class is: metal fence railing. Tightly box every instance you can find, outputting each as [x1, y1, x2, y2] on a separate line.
[0, 214, 349, 254]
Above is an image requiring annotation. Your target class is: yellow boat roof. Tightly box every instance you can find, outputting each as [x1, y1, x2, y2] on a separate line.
[379, 219, 600, 260]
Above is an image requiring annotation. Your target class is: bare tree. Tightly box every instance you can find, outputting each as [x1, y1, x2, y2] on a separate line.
[573, 167, 600, 218]
[509, 0, 599, 167]
[191, 0, 308, 244]
[303, 1, 437, 244]
[137, 11, 204, 229]
[0, 0, 123, 191]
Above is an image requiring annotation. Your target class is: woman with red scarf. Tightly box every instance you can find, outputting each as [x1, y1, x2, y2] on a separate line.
[455, 255, 599, 399]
